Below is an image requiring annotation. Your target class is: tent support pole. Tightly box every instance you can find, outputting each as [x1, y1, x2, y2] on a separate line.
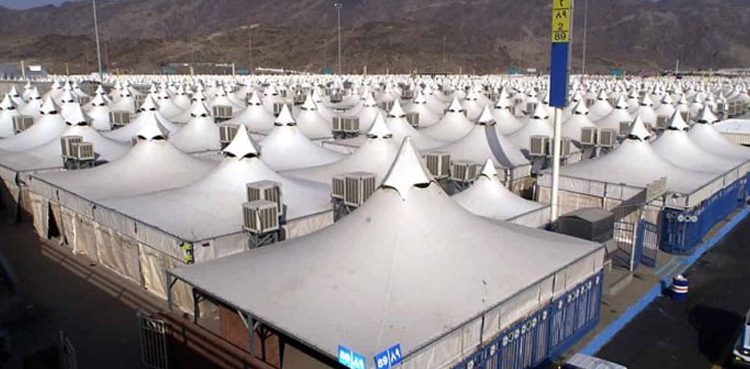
[550, 107, 563, 225]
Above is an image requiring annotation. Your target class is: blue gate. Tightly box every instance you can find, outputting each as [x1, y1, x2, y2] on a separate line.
[451, 272, 603, 369]
[637, 220, 659, 267]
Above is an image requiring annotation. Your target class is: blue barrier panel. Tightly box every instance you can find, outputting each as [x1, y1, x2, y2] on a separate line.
[451, 272, 603, 369]
[661, 178, 746, 254]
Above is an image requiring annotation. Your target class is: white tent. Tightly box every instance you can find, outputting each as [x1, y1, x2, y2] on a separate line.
[587, 90, 612, 119]
[169, 101, 221, 153]
[221, 93, 276, 133]
[170, 137, 603, 369]
[99, 124, 333, 245]
[385, 101, 446, 151]
[433, 106, 529, 173]
[651, 112, 740, 173]
[595, 96, 633, 132]
[491, 92, 524, 135]
[19, 87, 43, 119]
[86, 94, 113, 131]
[453, 159, 546, 224]
[0, 94, 21, 138]
[103, 96, 180, 144]
[422, 97, 474, 141]
[283, 113, 399, 184]
[295, 95, 333, 140]
[562, 100, 597, 144]
[403, 91, 441, 128]
[0, 98, 66, 152]
[508, 103, 554, 153]
[259, 105, 344, 171]
[689, 107, 750, 161]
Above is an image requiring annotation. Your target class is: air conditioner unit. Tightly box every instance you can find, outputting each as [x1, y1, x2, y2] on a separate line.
[213, 105, 233, 119]
[243, 200, 280, 234]
[279, 90, 288, 98]
[78, 96, 91, 105]
[343, 172, 377, 208]
[330, 93, 343, 103]
[580, 127, 598, 146]
[715, 103, 726, 115]
[402, 90, 414, 100]
[247, 180, 283, 216]
[379, 101, 394, 112]
[530, 135, 550, 157]
[405, 112, 420, 128]
[70, 142, 95, 161]
[525, 103, 537, 114]
[332, 116, 345, 133]
[60, 135, 83, 159]
[450, 161, 479, 182]
[219, 125, 238, 144]
[656, 115, 669, 129]
[109, 111, 132, 127]
[293, 94, 306, 105]
[585, 98, 595, 107]
[272, 102, 293, 116]
[618, 121, 631, 136]
[332, 174, 346, 200]
[598, 129, 617, 148]
[12, 115, 34, 133]
[548, 137, 572, 157]
[134, 94, 146, 106]
[343, 116, 360, 133]
[425, 152, 451, 179]
[728, 102, 738, 117]
[608, 97, 618, 106]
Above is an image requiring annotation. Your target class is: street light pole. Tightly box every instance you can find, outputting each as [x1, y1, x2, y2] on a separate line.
[442, 36, 446, 69]
[581, 0, 589, 76]
[335, 3, 343, 74]
[92, 0, 103, 80]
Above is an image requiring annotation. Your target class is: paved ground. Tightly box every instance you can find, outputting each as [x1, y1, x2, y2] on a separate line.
[0, 220, 164, 369]
[596, 214, 750, 369]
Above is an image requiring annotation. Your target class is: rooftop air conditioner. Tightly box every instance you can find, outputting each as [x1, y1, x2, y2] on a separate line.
[618, 121, 631, 137]
[450, 161, 479, 183]
[219, 125, 238, 145]
[279, 90, 288, 98]
[332, 174, 346, 200]
[402, 90, 414, 100]
[585, 98, 595, 107]
[425, 152, 451, 179]
[580, 127, 597, 146]
[78, 96, 91, 105]
[548, 137, 572, 157]
[213, 105, 233, 120]
[598, 129, 617, 148]
[60, 135, 83, 159]
[379, 101, 394, 112]
[656, 115, 669, 129]
[715, 103, 726, 115]
[109, 111, 132, 127]
[332, 116, 345, 133]
[293, 94, 306, 105]
[70, 142, 95, 161]
[12, 116, 34, 134]
[525, 102, 538, 115]
[243, 200, 280, 234]
[343, 116, 360, 133]
[330, 93, 343, 103]
[134, 94, 146, 107]
[343, 172, 377, 208]
[405, 112, 420, 128]
[272, 102, 293, 116]
[247, 180, 283, 216]
[530, 135, 550, 157]
[728, 102, 738, 117]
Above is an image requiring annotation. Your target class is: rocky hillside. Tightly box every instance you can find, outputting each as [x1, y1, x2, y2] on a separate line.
[0, 0, 747, 74]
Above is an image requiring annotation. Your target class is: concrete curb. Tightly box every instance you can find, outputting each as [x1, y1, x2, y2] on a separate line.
[579, 206, 750, 355]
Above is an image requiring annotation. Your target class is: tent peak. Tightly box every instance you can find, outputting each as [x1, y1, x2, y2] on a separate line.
[381, 137, 433, 200]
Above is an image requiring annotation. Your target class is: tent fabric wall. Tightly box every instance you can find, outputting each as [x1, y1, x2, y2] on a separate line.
[538, 187, 603, 216]
[139, 243, 193, 312]
[60, 206, 77, 251]
[74, 215, 98, 258]
[94, 223, 142, 283]
[284, 210, 334, 240]
[507, 205, 551, 229]
[29, 192, 49, 238]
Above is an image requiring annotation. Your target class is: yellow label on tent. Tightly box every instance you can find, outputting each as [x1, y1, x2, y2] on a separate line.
[551, 0, 572, 43]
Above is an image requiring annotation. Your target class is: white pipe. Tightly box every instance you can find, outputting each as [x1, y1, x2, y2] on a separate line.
[550, 107, 563, 224]
[92, 0, 103, 80]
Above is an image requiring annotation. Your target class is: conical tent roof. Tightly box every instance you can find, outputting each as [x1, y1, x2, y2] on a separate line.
[508, 104, 554, 152]
[0, 98, 66, 152]
[100, 128, 332, 241]
[492, 96, 524, 135]
[385, 108, 446, 151]
[221, 92, 277, 133]
[595, 96, 633, 131]
[103, 105, 180, 143]
[433, 106, 529, 169]
[283, 114, 400, 185]
[404, 91, 441, 128]
[562, 100, 597, 142]
[689, 117, 750, 161]
[453, 159, 545, 221]
[294, 98, 332, 140]
[169, 101, 221, 153]
[259, 105, 344, 171]
[422, 97, 474, 141]
[170, 137, 601, 367]
[34, 128, 217, 202]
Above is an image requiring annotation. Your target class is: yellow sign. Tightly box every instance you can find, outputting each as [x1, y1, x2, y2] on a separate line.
[551, 0, 572, 43]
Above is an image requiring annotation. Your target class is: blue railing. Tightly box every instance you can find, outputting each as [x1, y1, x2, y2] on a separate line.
[451, 271, 603, 369]
[661, 174, 748, 254]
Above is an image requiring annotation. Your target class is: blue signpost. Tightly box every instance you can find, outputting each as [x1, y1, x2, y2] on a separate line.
[374, 344, 403, 369]
[549, 0, 573, 224]
[338, 345, 367, 369]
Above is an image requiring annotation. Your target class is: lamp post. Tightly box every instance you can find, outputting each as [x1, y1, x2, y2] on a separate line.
[92, 0, 103, 80]
[581, 0, 588, 76]
[248, 24, 259, 74]
[334, 3, 343, 74]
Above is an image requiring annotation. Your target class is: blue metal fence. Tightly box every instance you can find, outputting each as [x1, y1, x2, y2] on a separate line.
[451, 271, 603, 369]
[661, 175, 748, 254]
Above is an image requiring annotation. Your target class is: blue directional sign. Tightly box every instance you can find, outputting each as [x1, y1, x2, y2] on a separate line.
[338, 345, 367, 369]
[374, 344, 403, 369]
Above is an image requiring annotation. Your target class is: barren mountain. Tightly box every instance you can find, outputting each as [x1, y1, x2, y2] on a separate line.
[0, 0, 747, 74]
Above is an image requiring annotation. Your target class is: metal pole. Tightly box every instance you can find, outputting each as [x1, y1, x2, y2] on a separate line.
[335, 3, 342, 74]
[92, 0, 103, 80]
[550, 107, 563, 223]
[248, 26, 253, 73]
[20, 60, 25, 80]
[442, 36, 446, 69]
[581, 0, 588, 76]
